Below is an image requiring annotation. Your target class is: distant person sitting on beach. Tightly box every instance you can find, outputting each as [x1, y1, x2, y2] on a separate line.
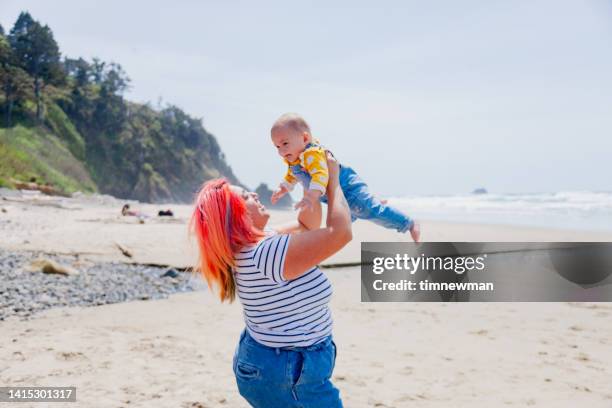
[269, 113, 420, 242]
[121, 204, 147, 222]
[190, 152, 350, 407]
[121, 204, 137, 216]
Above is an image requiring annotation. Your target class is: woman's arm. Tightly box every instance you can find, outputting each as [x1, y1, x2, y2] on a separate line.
[283, 153, 352, 280]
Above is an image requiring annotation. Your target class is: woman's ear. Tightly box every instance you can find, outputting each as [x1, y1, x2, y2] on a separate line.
[303, 131, 310, 144]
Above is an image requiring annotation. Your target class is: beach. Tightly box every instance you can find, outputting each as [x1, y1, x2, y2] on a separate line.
[1, 191, 612, 407]
[2, 190, 611, 268]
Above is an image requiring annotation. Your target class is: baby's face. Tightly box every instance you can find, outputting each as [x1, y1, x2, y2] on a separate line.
[271, 128, 308, 162]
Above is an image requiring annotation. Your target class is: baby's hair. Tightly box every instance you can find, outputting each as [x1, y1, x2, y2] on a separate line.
[271, 113, 311, 136]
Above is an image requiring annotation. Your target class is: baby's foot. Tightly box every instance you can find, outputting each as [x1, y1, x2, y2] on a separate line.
[409, 222, 420, 243]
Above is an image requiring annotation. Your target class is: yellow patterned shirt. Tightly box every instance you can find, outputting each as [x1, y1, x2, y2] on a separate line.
[281, 141, 329, 194]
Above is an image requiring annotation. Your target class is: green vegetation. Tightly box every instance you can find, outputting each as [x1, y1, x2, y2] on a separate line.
[0, 126, 96, 193]
[0, 12, 239, 202]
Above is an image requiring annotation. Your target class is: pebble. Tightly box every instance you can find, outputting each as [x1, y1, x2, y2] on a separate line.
[0, 249, 204, 320]
[161, 268, 179, 278]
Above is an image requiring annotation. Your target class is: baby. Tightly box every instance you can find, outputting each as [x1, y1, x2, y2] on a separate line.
[270, 113, 420, 242]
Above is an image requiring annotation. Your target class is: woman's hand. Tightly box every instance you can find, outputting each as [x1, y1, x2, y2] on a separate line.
[325, 151, 340, 187]
[294, 189, 322, 211]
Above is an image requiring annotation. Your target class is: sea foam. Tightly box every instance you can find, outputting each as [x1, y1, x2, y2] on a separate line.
[388, 191, 612, 232]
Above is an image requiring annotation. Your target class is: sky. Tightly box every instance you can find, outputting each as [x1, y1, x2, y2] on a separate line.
[2, 0, 611, 196]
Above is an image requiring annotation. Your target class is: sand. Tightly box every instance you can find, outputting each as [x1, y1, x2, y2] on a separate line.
[1, 192, 612, 407]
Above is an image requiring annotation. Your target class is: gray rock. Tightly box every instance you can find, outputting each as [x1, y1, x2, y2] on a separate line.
[161, 268, 179, 278]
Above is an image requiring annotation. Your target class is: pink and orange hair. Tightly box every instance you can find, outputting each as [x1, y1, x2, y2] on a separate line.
[190, 179, 264, 302]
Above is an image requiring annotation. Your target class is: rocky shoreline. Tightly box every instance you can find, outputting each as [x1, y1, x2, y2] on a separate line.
[0, 249, 205, 321]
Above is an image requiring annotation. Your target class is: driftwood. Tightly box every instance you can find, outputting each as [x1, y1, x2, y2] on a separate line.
[0, 196, 75, 209]
[114, 242, 133, 258]
[30, 258, 80, 276]
[11, 179, 69, 197]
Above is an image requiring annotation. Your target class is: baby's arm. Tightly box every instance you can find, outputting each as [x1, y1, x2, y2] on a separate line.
[294, 148, 329, 210]
[271, 168, 297, 204]
[303, 148, 329, 195]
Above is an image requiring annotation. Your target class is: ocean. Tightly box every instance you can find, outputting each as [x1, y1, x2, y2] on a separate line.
[388, 191, 612, 232]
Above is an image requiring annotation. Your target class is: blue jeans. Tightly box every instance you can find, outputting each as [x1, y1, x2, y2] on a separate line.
[233, 330, 343, 408]
[321, 165, 413, 233]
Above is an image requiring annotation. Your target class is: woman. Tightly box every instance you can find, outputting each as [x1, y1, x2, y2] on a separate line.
[190, 153, 351, 407]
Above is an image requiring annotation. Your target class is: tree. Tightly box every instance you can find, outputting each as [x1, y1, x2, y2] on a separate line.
[64, 57, 91, 87]
[0, 33, 10, 64]
[8, 12, 64, 121]
[0, 65, 33, 127]
[0, 32, 32, 126]
[8, 12, 34, 37]
[0, 23, 5, 37]
[91, 58, 105, 84]
[58, 58, 94, 127]
[102, 62, 130, 95]
[90, 61, 130, 133]
[160, 105, 209, 149]
[93, 87, 126, 134]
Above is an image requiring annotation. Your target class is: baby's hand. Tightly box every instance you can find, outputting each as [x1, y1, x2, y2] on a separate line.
[271, 185, 288, 204]
[295, 189, 322, 211]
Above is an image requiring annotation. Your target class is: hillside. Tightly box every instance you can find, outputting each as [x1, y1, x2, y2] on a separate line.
[0, 12, 240, 203]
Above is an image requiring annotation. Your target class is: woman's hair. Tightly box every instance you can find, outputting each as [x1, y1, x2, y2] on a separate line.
[190, 179, 264, 302]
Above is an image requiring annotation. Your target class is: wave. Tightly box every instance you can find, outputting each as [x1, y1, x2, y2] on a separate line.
[387, 191, 612, 231]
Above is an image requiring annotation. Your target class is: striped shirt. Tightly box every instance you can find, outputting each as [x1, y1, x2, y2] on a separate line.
[233, 233, 333, 347]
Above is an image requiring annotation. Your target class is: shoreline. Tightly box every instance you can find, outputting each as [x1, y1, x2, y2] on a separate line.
[2, 191, 612, 270]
